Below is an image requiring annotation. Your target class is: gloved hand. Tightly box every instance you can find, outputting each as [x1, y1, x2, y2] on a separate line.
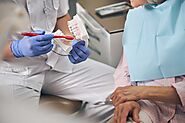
[68, 40, 90, 64]
[11, 31, 54, 58]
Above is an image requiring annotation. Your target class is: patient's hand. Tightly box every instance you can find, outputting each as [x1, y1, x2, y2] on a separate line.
[130, 0, 148, 7]
[114, 101, 141, 123]
[111, 86, 147, 107]
[111, 86, 182, 106]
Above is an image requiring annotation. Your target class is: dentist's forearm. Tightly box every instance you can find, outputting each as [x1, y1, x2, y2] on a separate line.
[142, 86, 182, 105]
[56, 13, 72, 36]
[3, 42, 14, 60]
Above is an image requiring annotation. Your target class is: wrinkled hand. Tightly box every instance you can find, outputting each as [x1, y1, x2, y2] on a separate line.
[130, 0, 148, 7]
[11, 30, 54, 58]
[68, 40, 90, 64]
[111, 86, 146, 107]
[114, 101, 141, 123]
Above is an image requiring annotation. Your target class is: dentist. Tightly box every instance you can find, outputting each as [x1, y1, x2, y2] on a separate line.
[1, 0, 115, 122]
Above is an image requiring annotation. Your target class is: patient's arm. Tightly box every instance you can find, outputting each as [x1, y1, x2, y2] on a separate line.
[130, 0, 165, 8]
[141, 86, 182, 105]
[111, 86, 182, 107]
[130, 0, 148, 7]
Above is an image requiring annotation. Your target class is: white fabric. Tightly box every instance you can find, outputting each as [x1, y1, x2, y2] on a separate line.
[9, 0, 73, 73]
[0, 0, 115, 122]
[0, 59, 115, 122]
[25, 0, 72, 73]
[26, 0, 69, 32]
[139, 110, 153, 123]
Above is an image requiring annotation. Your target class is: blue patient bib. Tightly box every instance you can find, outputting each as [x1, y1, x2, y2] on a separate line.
[123, 0, 185, 81]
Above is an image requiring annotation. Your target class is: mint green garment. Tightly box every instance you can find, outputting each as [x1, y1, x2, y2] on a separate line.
[123, 0, 185, 81]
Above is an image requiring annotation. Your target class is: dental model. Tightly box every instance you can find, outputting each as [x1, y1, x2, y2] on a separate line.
[68, 15, 89, 46]
[53, 14, 89, 55]
[53, 30, 73, 55]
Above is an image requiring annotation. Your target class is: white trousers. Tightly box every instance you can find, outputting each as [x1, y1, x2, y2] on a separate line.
[0, 59, 115, 123]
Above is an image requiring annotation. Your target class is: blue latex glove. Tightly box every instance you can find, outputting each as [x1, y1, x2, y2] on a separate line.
[68, 40, 90, 64]
[11, 31, 54, 58]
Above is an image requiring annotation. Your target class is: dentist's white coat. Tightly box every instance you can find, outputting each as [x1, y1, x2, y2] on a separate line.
[0, 0, 115, 122]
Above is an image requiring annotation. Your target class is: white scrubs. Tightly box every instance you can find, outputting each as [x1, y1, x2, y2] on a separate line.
[0, 0, 115, 122]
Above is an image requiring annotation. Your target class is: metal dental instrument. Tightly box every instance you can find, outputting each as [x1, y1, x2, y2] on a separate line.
[94, 94, 113, 106]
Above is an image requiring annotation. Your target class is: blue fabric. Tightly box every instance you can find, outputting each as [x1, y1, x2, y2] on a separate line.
[123, 0, 185, 81]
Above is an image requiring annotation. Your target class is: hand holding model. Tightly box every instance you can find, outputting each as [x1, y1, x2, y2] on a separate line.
[11, 31, 54, 58]
[68, 40, 90, 64]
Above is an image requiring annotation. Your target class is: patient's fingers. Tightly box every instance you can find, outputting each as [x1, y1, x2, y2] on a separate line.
[114, 96, 127, 106]
[114, 107, 118, 123]
[132, 108, 141, 123]
[120, 106, 129, 123]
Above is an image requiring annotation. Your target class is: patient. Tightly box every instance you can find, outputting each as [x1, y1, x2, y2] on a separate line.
[110, 0, 185, 123]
